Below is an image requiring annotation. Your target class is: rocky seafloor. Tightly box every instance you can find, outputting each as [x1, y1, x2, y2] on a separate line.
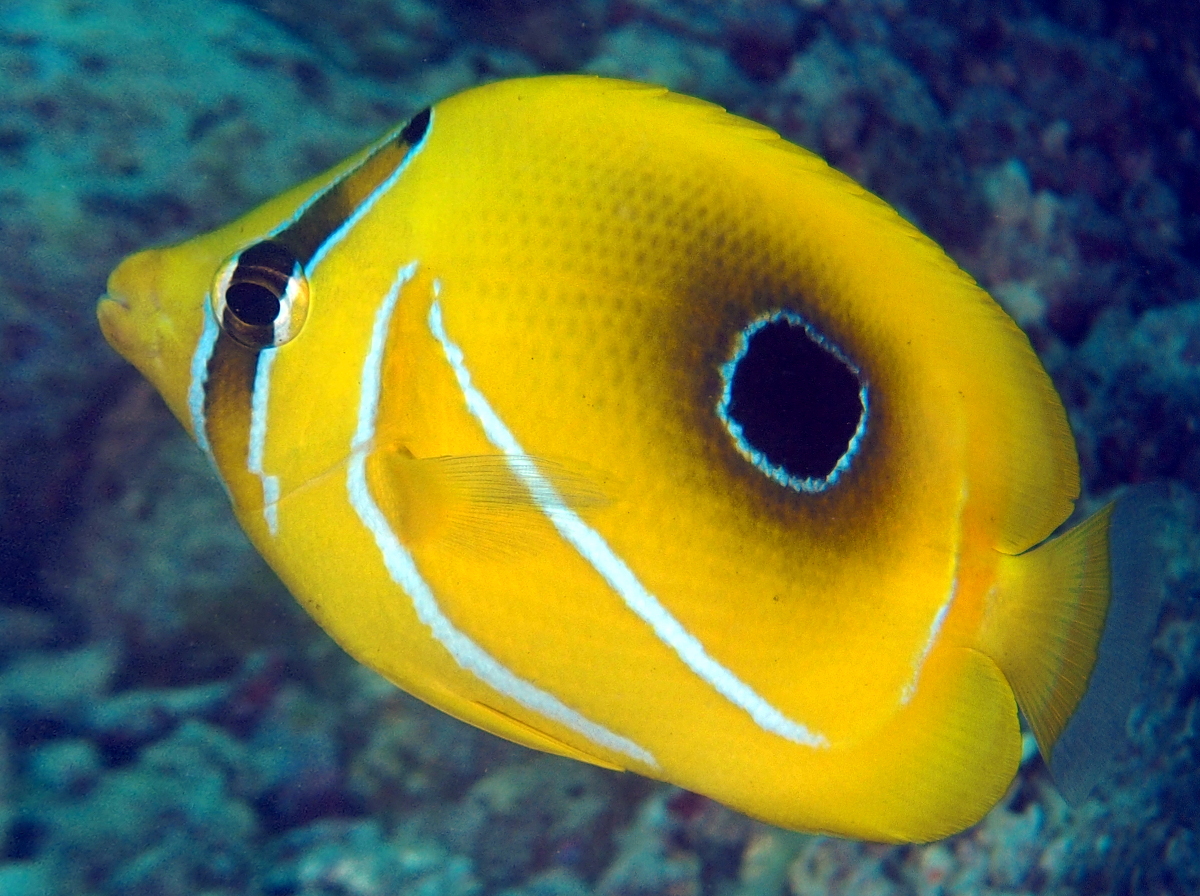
[2, 0, 1199, 894]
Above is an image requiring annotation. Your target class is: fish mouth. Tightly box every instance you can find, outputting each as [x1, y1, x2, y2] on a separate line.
[100, 290, 129, 310]
[97, 247, 172, 366]
[96, 289, 139, 361]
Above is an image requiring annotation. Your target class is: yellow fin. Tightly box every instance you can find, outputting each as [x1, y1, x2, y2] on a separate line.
[988, 330, 1082, 554]
[814, 645, 1020, 842]
[369, 449, 608, 557]
[1047, 489, 1169, 802]
[982, 489, 1166, 802]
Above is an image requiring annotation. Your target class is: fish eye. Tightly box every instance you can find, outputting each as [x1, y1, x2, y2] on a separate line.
[718, 311, 867, 492]
[212, 240, 310, 350]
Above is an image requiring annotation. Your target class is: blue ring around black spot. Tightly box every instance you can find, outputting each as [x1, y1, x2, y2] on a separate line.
[717, 310, 868, 492]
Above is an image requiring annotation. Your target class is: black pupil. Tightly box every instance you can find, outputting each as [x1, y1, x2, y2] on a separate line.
[226, 281, 281, 328]
[727, 318, 864, 482]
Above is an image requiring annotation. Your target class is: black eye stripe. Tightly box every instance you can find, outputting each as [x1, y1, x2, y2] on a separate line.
[400, 107, 431, 145]
[238, 239, 300, 273]
[272, 106, 432, 267]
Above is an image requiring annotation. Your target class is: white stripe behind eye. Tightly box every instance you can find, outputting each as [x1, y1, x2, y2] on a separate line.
[346, 263, 655, 768]
[188, 297, 220, 461]
[248, 347, 281, 536]
[428, 284, 829, 750]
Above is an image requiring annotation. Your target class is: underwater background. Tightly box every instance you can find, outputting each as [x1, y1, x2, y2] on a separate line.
[2, 0, 1199, 893]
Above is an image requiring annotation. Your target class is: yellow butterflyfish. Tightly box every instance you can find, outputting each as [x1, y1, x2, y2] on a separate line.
[97, 76, 1161, 842]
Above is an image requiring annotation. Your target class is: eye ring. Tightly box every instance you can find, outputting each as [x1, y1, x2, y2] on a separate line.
[212, 240, 310, 350]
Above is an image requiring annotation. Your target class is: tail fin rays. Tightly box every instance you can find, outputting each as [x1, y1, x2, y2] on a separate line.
[1048, 491, 1168, 803]
[983, 490, 1165, 803]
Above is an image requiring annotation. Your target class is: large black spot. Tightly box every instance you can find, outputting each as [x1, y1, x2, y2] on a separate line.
[726, 317, 864, 483]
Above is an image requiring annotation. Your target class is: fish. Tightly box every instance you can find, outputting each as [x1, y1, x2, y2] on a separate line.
[96, 75, 1161, 842]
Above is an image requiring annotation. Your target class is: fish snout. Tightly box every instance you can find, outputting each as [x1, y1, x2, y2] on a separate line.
[97, 289, 134, 357]
[96, 248, 168, 366]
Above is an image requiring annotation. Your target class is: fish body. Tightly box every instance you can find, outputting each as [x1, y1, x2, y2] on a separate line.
[98, 76, 1154, 841]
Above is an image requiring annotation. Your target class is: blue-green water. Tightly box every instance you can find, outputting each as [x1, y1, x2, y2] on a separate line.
[1, 1, 1198, 893]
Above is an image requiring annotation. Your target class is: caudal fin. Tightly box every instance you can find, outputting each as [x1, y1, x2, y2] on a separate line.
[984, 489, 1166, 804]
